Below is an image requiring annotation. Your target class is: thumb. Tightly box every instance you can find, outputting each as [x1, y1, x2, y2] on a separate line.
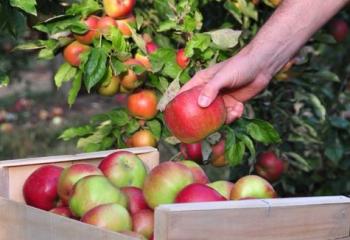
[198, 80, 223, 108]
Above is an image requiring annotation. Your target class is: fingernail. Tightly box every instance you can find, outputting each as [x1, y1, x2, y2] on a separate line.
[198, 95, 210, 107]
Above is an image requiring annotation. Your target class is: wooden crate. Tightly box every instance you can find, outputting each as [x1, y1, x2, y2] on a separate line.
[0, 147, 350, 240]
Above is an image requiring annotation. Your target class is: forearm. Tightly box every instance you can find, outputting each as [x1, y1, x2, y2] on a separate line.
[245, 0, 349, 76]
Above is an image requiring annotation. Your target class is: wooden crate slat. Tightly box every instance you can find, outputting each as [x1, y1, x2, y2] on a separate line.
[154, 196, 350, 240]
[0, 197, 139, 240]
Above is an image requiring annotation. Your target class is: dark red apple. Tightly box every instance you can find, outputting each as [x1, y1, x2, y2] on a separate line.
[121, 186, 150, 215]
[178, 160, 209, 184]
[146, 42, 158, 54]
[164, 86, 226, 143]
[176, 48, 190, 69]
[210, 139, 228, 167]
[23, 165, 63, 211]
[329, 18, 349, 42]
[175, 183, 226, 203]
[180, 142, 203, 164]
[81, 203, 132, 232]
[143, 161, 194, 209]
[255, 151, 284, 182]
[49, 207, 74, 218]
[132, 209, 154, 239]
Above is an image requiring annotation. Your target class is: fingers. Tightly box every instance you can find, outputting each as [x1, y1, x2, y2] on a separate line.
[222, 95, 244, 124]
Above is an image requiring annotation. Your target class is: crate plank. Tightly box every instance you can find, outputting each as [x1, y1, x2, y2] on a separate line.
[154, 196, 350, 240]
[0, 197, 139, 240]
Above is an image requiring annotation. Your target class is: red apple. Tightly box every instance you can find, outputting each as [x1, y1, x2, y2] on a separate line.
[132, 209, 154, 239]
[23, 165, 63, 211]
[69, 175, 127, 217]
[127, 89, 158, 120]
[121, 187, 150, 215]
[135, 53, 152, 70]
[146, 42, 158, 54]
[116, 14, 135, 36]
[143, 161, 194, 208]
[49, 207, 74, 218]
[207, 180, 234, 199]
[120, 58, 145, 90]
[178, 160, 209, 184]
[98, 151, 147, 188]
[175, 183, 226, 203]
[164, 86, 226, 143]
[57, 163, 102, 205]
[176, 48, 190, 69]
[75, 15, 100, 44]
[97, 16, 118, 35]
[81, 203, 132, 232]
[255, 151, 284, 182]
[230, 175, 277, 200]
[103, 0, 136, 19]
[329, 18, 349, 42]
[210, 139, 228, 167]
[180, 142, 203, 164]
[63, 41, 90, 67]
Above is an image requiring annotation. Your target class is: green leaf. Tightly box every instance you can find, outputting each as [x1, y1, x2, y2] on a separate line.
[224, 1, 242, 24]
[108, 109, 129, 127]
[125, 118, 140, 134]
[237, 134, 256, 164]
[54, 63, 77, 88]
[207, 29, 242, 49]
[0, 73, 10, 88]
[14, 41, 44, 51]
[284, 152, 311, 172]
[227, 141, 246, 167]
[83, 48, 108, 92]
[149, 48, 176, 73]
[111, 58, 127, 75]
[77, 121, 113, 152]
[147, 119, 162, 140]
[147, 75, 169, 93]
[329, 116, 350, 129]
[325, 138, 344, 164]
[66, 0, 101, 18]
[184, 33, 211, 57]
[158, 20, 178, 32]
[68, 72, 82, 107]
[183, 16, 197, 32]
[110, 27, 128, 53]
[308, 93, 326, 122]
[157, 77, 180, 111]
[10, 0, 36, 15]
[131, 28, 146, 54]
[34, 16, 87, 35]
[246, 119, 281, 144]
[59, 125, 94, 141]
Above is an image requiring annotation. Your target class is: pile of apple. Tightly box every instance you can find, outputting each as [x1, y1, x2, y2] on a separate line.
[22, 150, 283, 239]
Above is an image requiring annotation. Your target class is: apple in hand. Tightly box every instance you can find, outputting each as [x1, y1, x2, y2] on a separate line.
[164, 86, 226, 143]
[103, 0, 136, 19]
[143, 161, 194, 209]
[132, 209, 154, 239]
[175, 183, 226, 203]
[180, 142, 203, 164]
[98, 151, 147, 188]
[69, 175, 127, 217]
[207, 180, 234, 199]
[74, 15, 100, 44]
[178, 160, 209, 184]
[230, 175, 277, 200]
[23, 165, 63, 211]
[255, 151, 284, 182]
[63, 41, 90, 67]
[176, 48, 190, 69]
[121, 186, 150, 215]
[57, 163, 102, 205]
[81, 203, 132, 232]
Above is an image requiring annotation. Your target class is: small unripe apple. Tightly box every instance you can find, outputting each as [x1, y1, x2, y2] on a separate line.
[63, 41, 90, 67]
[135, 53, 152, 70]
[175, 183, 226, 203]
[230, 175, 277, 200]
[176, 48, 190, 69]
[129, 129, 157, 147]
[255, 151, 284, 182]
[74, 15, 100, 44]
[98, 75, 120, 96]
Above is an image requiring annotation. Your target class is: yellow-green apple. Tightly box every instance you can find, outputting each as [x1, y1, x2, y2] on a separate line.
[103, 0, 136, 19]
[180, 142, 203, 164]
[121, 186, 150, 215]
[63, 41, 90, 67]
[97, 16, 118, 35]
[135, 53, 152, 70]
[49, 207, 74, 218]
[116, 14, 135, 37]
[176, 48, 190, 69]
[210, 139, 228, 167]
[128, 129, 157, 147]
[98, 75, 120, 96]
[164, 86, 226, 143]
[230, 175, 277, 200]
[329, 18, 349, 42]
[98, 151, 147, 188]
[143, 161, 194, 208]
[255, 151, 284, 182]
[69, 175, 127, 217]
[207, 180, 234, 199]
[175, 183, 226, 203]
[74, 15, 100, 44]
[81, 203, 132, 232]
[57, 163, 102, 205]
[132, 209, 154, 239]
[178, 160, 209, 184]
[127, 89, 158, 120]
[120, 58, 145, 90]
[23, 165, 63, 211]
